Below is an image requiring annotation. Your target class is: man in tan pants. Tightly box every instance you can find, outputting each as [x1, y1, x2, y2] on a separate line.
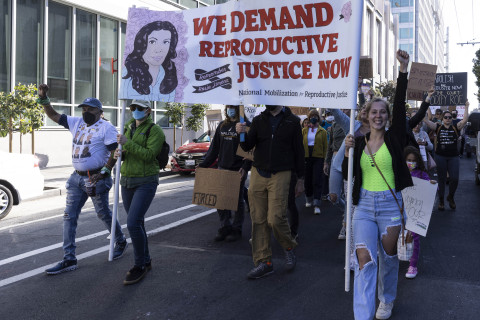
[237, 105, 305, 279]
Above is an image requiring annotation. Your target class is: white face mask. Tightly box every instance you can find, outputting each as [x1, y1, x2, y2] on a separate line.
[326, 116, 334, 122]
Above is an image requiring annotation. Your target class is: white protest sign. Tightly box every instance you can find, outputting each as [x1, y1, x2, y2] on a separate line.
[402, 177, 437, 237]
[119, 0, 363, 108]
[244, 105, 258, 123]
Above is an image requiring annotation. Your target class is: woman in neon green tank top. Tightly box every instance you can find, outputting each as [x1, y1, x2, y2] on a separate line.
[344, 50, 415, 320]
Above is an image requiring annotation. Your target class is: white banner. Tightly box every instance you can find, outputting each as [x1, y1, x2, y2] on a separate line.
[402, 177, 437, 237]
[120, 0, 363, 108]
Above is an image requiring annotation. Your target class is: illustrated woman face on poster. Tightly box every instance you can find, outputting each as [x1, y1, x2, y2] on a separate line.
[122, 21, 178, 102]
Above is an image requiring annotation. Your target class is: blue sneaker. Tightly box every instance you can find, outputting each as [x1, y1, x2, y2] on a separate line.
[46, 260, 78, 275]
[113, 240, 128, 260]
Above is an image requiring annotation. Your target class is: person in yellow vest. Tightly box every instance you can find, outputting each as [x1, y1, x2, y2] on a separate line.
[302, 110, 328, 214]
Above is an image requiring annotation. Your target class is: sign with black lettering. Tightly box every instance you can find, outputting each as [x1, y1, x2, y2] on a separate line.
[429, 72, 468, 106]
[192, 168, 241, 210]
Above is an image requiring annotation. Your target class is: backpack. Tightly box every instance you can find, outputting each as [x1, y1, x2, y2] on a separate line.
[145, 123, 170, 170]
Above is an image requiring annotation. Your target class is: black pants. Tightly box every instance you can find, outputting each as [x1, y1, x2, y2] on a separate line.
[288, 172, 299, 235]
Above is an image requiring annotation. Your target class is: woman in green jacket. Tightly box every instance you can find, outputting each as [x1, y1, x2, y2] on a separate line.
[116, 100, 164, 285]
[302, 109, 328, 214]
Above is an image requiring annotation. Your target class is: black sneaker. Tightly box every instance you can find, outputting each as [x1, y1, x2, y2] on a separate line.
[225, 230, 242, 242]
[214, 227, 231, 242]
[438, 200, 445, 211]
[123, 266, 147, 285]
[247, 262, 274, 279]
[285, 249, 296, 272]
[45, 260, 78, 275]
[113, 240, 128, 260]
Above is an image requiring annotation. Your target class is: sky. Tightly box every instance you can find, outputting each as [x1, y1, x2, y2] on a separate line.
[441, 0, 480, 110]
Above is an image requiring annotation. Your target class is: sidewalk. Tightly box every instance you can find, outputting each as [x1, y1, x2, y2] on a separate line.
[38, 165, 175, 199]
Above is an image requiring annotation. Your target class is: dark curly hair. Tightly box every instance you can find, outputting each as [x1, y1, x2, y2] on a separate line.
[404, 146, 427, 173]
[123, 21, 178, 95]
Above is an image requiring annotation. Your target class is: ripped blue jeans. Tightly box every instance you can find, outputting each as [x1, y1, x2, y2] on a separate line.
[353, 188, 403, 320]
[63, 172, 125, 261]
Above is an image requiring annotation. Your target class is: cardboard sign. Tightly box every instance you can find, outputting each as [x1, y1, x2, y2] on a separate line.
[192, 168, 241, 211]
[402, 177, 437, 237]
[407, 62, 437, 101]
[430, 72, 468, 106]
[359, 57, 373, 79]
[206, 109, 223, 134]
[119, 1, 363, 108]
[237, 145, 254, 161]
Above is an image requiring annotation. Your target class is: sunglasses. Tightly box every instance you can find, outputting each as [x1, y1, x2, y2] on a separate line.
[443, 116, 452, 119]
[129, 105, 147, 112]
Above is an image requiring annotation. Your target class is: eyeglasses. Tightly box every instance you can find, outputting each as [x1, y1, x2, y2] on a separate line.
[129, 105, 147, 112]
[443, 116, 452, 119]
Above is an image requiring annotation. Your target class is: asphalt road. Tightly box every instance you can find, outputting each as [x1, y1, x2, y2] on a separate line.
[0, 157, 479, 320]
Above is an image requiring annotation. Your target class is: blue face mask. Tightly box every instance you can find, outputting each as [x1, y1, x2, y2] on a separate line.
[227, 108, 236, 118]
[309, 117, 318, 125]
[132, 109, 147, 120]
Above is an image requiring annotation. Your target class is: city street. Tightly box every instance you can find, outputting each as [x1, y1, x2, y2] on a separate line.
[0, 157, 479, 320]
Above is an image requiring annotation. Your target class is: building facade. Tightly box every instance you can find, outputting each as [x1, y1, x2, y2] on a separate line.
[0, 0, 229, 166]
[389, 0, 445, 72]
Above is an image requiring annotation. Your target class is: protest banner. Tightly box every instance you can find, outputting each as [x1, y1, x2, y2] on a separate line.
[430, 72, 468, 106]
[359, 56, 373, 79]
[402, 177, 437, 237]
[407, 62, 437, 101]
[206, 109, 223, 134]
[119, 0, 363, 109]
[192, 168, 241, 211]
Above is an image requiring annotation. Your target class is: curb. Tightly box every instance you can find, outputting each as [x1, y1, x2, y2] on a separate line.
[31, 170, 176, 201]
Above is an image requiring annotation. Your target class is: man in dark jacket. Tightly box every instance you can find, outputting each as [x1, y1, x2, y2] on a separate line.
[236, 105, 305, 279]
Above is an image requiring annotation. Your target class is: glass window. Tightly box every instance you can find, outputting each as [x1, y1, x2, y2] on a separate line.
[180, 0, 197, 8]
[400, 28, 413, 39]
[399, 12, 413, 23]
[0, 0, 11, 92]
[46, 105, 70, 126]
[16, 0, 44, 87]
[99, 17, 118, 107]
[201, 0, 214, 4]
[47, 2, 72, 103]
[102, 107, 118, 126]
[216, 0, 229, 4]
[75, 9, 96, 103]
[155, 110, 170, 128]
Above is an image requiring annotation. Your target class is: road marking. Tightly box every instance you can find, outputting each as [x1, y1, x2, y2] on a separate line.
[0, 204, 197, 267]
[0, 209, 215, 288]
[0, 185, 193, 231]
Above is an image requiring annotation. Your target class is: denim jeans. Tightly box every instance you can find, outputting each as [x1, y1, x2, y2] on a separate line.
[217, 168, 247, 232]
[63, 172, 125, 261]
[353, 188, 403, 320]
[121, 182, 158, 267]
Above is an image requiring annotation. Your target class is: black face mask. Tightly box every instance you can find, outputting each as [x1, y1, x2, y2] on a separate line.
[83, 112, 97, 125]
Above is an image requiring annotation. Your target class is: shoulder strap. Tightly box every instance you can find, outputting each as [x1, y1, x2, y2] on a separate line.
[365, 137, 406, 244]
[144, 123, 156, 139]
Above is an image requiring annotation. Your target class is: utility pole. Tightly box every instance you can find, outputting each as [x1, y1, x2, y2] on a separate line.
[445, 27, 449, 72]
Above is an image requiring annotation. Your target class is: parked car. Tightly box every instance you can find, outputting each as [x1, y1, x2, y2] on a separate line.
[170, 132, 217, 175]
[0, 151, 45, 220]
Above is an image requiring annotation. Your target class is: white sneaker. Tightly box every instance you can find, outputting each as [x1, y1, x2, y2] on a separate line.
[376, 301, 394, 320]
[314, 207, 321, 215]
[305, 202, 312, 208]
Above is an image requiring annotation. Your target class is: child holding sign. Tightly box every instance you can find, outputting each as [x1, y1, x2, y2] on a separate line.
[403, 146, 435, 279]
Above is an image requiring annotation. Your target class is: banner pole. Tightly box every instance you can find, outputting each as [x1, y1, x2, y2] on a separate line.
[345, 112, 355, 291]
[108, 99, 127, 261]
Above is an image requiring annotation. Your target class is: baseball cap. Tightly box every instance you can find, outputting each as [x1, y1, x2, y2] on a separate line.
[78, 97, 103, 110]
[435, 109, 442, 114]
[130, 100, 152, 109]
